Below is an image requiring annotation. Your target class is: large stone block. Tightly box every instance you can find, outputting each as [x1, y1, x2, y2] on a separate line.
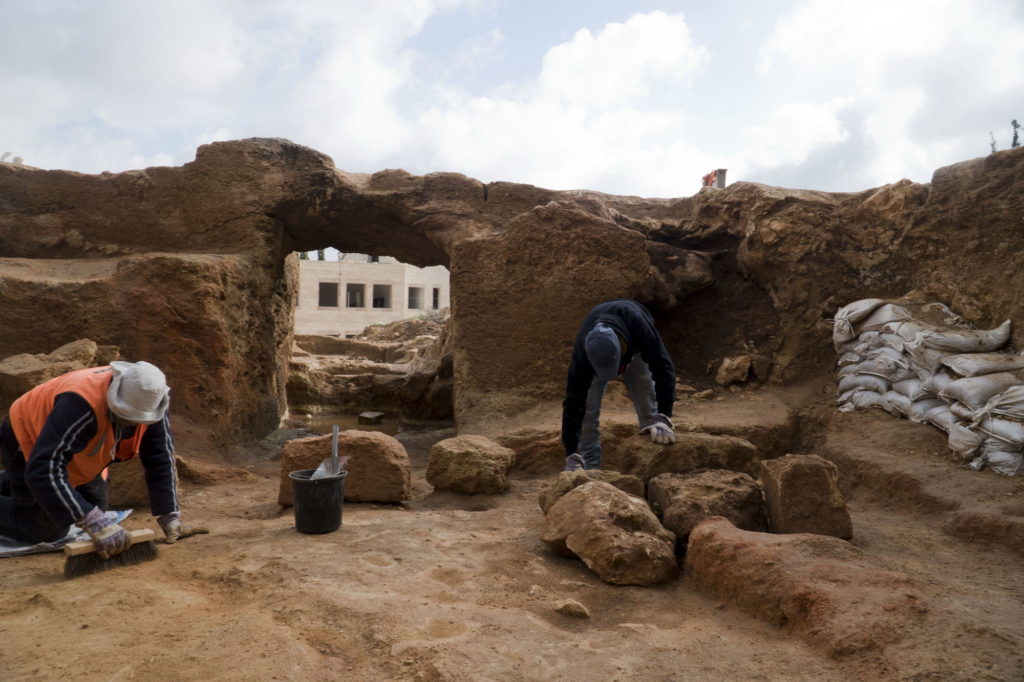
[538, 469, 645, 515]
[610, 430, 760, 481]
[686, 517, 928, 658]
[542, 481, 678, 586]
[646, 470, 766, 544]
[759, 453, 852, 539]
[426, 435, 515, 494]
[278, 431, 411, 505]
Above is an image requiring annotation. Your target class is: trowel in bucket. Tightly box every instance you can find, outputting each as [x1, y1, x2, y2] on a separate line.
[311, 425, 348, 479]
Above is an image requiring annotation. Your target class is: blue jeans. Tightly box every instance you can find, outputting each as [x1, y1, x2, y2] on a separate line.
[579, 357, 657, 469]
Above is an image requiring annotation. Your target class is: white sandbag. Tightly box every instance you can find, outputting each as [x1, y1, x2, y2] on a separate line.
[838, 373, 890, 395]
[949, 401, 978, 422]
[841, 359, 914, 382]
[904, 336, 954, 375]
[908, 398, 944, 424]
[947, 422, 985, 460]
[848, 330, 881, 353]
[941, 352, 1024, 378]
[832, 299, 886, 347]
[917, 319, 1012, 353]
[858, 332, 905, 353]
[837, 389, 884, 413]
[855, 303, 912, 334]
[939, 371, 1024, 410]
[925, 404, 957, 432]
[976, 416, 1024, 447]
[921, 371, 954, 395]
[969, 438, 1023, 476]
[883, 319, 934, 342]
[971, 385, 1024, 422]
[836, 351, 862, 367]
[892, 378, 931, 401]
[880, 390, 912, 417]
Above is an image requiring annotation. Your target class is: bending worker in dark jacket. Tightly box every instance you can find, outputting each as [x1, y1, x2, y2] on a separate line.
[562, 299, 677, 471]
[0, 361, 192, 557]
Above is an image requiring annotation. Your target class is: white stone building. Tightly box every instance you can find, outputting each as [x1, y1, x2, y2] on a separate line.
[294, 254, 450, 337]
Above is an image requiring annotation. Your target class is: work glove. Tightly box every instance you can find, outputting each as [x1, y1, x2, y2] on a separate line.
[80, 506, 131, 559]
[157, 511, 209, 544]
[640, 414, 676, 445]
[564, 453, 585, 472]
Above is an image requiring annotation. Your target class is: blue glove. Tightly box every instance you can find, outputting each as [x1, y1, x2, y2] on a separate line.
[80, 506, 130, 559]
[640, 413, 676, 445]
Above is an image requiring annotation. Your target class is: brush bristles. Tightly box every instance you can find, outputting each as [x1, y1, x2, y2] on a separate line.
[63, 541, 158, 579]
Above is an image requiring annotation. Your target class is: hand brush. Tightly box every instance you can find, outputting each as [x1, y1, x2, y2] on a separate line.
[63, 528, 159, 579]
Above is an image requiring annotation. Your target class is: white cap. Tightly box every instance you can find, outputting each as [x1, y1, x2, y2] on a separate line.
[107, 361, 170, 424]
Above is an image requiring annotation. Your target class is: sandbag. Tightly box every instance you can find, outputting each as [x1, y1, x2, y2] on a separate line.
[838, 373, 890, 395]
[969, 439, 1024, 476]
[916, 320, 1011, 353]
[971, 385, 1024, 422]
[941, 352, 1024, 378]
[857, 332, 905, 353]
[939, 371, 1024, 410]
[907, 398, 944, 424]
[921, 371, 955, 395]
[976, 416, 1024, 447]
[880, 390, 912, 417]
[948, 422, 985, 460]
[892, 378, 930, 401]
[841, 359, 914, 382]
[949, 401, 977, 422]
[883, 319, 934, 342]
[837, 389, 884, 413]
[833, 299, 886, 347]
[904, 337, 954, 375]
[836, 351, 862, 367]
[856, 303, 912, 334]
[925, 404, 957, 432]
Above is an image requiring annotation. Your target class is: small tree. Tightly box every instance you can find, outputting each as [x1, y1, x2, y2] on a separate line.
[299, 251, 309, 260]
[316, 249, 326, 261]
[990, 131, 998, 153]
[1012, 119, 1021, 149]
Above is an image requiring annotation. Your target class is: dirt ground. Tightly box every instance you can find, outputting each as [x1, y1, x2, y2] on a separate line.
[2, 386, 1023, 681]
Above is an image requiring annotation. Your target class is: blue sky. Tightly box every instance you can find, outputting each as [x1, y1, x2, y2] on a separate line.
[1, 0, 1022, 196]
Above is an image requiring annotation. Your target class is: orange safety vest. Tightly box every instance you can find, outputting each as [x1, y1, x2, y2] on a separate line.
[8, 366, 148, 488]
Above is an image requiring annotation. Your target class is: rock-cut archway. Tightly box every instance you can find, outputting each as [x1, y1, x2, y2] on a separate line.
[2, 137, 1022, 443]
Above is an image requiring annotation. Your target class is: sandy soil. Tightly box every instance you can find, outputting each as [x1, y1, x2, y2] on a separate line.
[2, 388, 1023, 681]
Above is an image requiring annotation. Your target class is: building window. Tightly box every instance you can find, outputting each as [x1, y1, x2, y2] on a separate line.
[432, 287, 440, 310]
[408, 287, 422, 309]
[372, 284, 391, 309]
[346, 283, 365, 308]
[318, 282, 339, 307]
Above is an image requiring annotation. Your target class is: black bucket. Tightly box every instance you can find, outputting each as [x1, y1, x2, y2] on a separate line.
[289, 469, 347, 534]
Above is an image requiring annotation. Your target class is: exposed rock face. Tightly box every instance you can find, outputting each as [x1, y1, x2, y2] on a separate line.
[759, 454, 853, 540]
[646, 470, 766, 545]
[426, 435, 515, 494]
[0, 339, 116, 413]
[542, 481, 678, 586]
[538, 470, 645, 515]
[1, 138, 1021, 441]
[278, 431, 411, 504]
[687, 518, 928, 658]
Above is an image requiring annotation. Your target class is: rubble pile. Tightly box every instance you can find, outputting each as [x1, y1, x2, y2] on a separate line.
[833, 298, 1024, 475]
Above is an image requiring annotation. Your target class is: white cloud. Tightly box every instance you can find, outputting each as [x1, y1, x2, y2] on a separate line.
[741, 98, 853, 170]
[538, 11, 710, 107]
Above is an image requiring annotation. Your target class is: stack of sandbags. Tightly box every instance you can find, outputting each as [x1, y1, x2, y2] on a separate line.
[833, 298, 1023, 476]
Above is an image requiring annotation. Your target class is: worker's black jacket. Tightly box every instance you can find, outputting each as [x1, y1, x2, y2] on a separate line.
[0, 393, 177, 526]
[561, 299, 675, 455]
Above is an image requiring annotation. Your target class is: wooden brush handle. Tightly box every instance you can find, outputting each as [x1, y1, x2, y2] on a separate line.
[64, 529, 157, 556]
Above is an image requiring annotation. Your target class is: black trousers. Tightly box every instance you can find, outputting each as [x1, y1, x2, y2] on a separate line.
[0, 418, 108, 544]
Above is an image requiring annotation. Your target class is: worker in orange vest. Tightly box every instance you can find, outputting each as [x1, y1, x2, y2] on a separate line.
[0, 361, 193, 557]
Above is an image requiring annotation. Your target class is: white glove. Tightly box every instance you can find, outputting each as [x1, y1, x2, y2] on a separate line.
[564, 453, 585, 471]
[640, 414, 676, 445]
